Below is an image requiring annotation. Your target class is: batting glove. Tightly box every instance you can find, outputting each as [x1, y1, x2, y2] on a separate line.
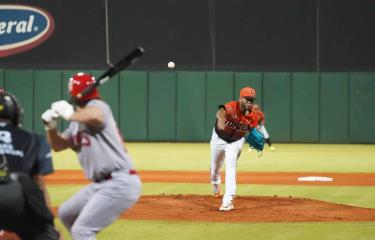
[51, 100, 74, 121]
[41, 109, 58, 130]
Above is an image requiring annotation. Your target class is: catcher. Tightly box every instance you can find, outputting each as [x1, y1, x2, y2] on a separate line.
[0, 91, 59, 239]
[210, 87, 262, 211]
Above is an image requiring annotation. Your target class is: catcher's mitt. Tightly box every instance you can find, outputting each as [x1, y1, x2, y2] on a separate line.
[245, 127, 265, 152]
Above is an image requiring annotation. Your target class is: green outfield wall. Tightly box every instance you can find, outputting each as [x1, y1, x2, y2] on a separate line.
[1, 70, 374, 143]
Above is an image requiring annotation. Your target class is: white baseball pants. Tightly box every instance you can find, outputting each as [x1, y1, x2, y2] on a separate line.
[210, 129, 245, 206]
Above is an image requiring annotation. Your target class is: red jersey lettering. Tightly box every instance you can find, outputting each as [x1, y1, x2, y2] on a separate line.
[215, 101, 258, 143]
[72, 131, 91, 147]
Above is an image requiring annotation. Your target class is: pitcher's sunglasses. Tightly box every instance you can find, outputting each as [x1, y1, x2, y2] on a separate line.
[243, 97, 255, 103]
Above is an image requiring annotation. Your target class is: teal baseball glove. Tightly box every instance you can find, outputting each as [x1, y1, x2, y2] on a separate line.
[245, 128, 265, 152]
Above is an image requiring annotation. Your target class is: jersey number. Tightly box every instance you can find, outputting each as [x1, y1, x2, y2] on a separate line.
[73, 132, 91, 147]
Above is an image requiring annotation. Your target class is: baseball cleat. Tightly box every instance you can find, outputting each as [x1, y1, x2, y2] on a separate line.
[219, 202, 234, 211]
[213, 184, 222, 198]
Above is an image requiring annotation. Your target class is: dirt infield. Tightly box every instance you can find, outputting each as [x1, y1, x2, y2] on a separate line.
[42, 170, 375, 223]
[45, 170, 375, 186]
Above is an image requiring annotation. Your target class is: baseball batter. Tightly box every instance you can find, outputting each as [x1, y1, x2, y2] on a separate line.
[210, 87, 258, 211]
[42, 73, 141, 240]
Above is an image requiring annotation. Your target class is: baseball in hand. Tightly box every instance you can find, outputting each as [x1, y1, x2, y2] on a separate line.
[168, 61, 175, 69]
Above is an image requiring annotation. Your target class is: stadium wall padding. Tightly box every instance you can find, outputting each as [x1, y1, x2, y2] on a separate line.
[1, 70, 374, 143]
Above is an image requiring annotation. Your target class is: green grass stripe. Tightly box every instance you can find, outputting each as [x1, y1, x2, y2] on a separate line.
[52, 143, 375, 172]
[47, 183, 375, 209]
[100, 221, 375, 240]
[54, 219, 375, 240]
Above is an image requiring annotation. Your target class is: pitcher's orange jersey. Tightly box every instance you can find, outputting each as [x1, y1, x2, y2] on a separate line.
[215, 101, 258, 143]
[253, 109, 265, 125]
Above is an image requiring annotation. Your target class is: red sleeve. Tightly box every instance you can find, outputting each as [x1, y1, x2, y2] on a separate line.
[224, 101, 237, 116]
[248, 112, 259, 128]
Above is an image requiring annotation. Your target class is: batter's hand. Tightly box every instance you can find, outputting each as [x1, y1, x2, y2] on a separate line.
[51, 100, 74, 121]
[41, 109, 58, 130]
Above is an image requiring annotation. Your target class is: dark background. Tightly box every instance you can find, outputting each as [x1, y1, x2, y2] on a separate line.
[1, 0, 374, 71]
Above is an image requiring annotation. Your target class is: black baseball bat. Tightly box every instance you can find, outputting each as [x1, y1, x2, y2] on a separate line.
[73, 46, 145, 101]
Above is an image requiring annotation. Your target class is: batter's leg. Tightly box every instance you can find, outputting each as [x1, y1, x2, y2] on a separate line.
[70, 173, 141, 240]
[58, 183, 95, 231]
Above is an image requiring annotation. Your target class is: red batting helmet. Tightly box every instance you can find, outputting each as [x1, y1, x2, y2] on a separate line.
[69, 72, 100, 102]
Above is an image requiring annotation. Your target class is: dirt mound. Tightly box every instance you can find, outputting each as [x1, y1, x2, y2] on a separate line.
[121, 194, 375, 222]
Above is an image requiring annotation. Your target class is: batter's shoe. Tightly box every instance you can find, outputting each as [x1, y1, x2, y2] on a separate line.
[213, 184, 222, 198]
[219, 202, 234, 211]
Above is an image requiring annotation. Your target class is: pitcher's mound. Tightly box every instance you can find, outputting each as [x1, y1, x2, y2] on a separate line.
[122, 194, 375, 222]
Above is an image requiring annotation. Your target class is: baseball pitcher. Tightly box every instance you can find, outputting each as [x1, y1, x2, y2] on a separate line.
[210, 87, 258, 211]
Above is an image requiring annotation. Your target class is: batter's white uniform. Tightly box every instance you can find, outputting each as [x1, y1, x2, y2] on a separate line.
[58, 99, 141, 240]
[210, 101, 256, 207]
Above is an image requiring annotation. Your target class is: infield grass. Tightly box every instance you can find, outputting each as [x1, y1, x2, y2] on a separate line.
[97, 221, 375, 240]
[53, 219, 375, 240]
[52, 143, 375, 172]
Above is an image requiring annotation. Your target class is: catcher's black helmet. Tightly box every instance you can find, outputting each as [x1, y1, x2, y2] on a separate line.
[0, 92, 23, 127]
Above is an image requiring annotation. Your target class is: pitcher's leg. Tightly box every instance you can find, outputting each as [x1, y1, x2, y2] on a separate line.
[210, 131, 226, 196]
[210, 149, 225, 185]
[222, 151, 237, 205]
[222, 138, 245, 208]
